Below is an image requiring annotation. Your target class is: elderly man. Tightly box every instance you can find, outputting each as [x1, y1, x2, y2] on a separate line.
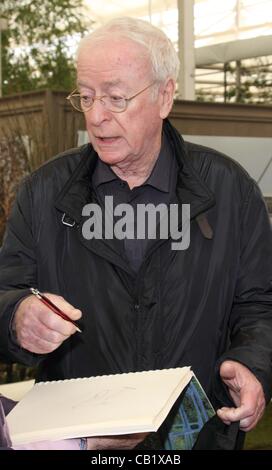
[0, 17, 272, 450]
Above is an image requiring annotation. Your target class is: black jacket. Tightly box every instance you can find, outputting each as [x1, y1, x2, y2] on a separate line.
[0, 120, 272, 447]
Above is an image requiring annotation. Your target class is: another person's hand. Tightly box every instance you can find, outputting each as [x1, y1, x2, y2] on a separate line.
[13, 438, 81, 450]
[13, 434, 149, 450]
[217, 360, 266, 431]
[13, 294, 82, 354]
[86, 433, 149, 450]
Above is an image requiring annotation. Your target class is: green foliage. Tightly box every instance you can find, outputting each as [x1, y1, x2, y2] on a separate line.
[0, 0, 89, 95]
[244, 402, 272, 450]
[225, 59, 272, 104]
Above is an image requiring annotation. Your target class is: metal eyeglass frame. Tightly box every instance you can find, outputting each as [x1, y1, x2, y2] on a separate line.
[66, 82, 156, 113]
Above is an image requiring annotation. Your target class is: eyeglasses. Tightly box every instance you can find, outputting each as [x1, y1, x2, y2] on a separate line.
[66, 82, 156, 113]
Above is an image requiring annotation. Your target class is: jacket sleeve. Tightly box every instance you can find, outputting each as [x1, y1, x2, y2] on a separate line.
[217, 180, 272, 404]
[0, 177, 42, 366]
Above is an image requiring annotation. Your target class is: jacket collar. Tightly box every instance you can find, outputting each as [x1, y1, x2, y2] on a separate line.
[55, 119, 216, 224]
[163, 118, 215, 219]
[55, 144, 97, 224]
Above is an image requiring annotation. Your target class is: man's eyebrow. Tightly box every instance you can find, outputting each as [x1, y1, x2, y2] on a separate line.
[76, 81, 92, 89]
[103, 79, 124, 87]
[77, 79, 124, 89]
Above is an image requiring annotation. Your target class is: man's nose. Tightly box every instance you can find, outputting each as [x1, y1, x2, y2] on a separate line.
[86, 98, 111, 126]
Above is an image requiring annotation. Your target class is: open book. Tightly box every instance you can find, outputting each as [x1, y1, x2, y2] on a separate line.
[7, 367, 209, 446]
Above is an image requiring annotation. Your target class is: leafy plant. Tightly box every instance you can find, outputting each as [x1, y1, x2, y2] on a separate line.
[0, 131, 31, 240]
[1, 0, 90, 95]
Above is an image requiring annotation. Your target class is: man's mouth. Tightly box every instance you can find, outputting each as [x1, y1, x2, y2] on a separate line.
[96, 136, 120, 144]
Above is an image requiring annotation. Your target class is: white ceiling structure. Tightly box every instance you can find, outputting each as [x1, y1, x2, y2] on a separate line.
[196, 34, 272, 66]
[83, 0, 272, 49]
[83, 1, 272, 100]
[83, 0, 179, 47]
[80, 1, 272, 194]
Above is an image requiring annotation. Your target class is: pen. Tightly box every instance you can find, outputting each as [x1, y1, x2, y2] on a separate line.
[30, 288, 82, 333]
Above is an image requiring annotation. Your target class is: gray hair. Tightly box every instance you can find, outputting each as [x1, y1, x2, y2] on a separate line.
[77, 17, 179, 84]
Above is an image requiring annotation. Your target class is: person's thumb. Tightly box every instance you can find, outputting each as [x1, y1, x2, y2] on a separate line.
[220, 360, 237, 381]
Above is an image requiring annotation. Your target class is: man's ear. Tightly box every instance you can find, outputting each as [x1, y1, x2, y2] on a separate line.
[159, 78, 175, 119]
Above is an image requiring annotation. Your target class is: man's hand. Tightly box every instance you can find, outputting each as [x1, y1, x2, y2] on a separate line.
[13, 294, 82, 354]
[87, 433, 149, 450]
[217, 360, 266, 431]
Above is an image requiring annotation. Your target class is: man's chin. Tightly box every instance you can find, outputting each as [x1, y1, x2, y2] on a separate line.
[95, 150, 126, 166]
[90, 139, 126, 164]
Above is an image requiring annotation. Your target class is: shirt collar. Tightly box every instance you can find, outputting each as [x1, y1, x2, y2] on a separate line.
[144, 133, 173, 192]
[92, 157, 117, 188]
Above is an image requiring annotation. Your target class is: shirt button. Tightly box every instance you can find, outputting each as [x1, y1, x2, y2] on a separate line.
[119, 181, 126, 188]
[134, 304, 140, 311]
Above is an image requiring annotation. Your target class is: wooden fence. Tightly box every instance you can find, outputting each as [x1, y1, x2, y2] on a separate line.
[0, 89, 271, 210]
[1, 89, 272, 166]
[0, 90, 84, 168]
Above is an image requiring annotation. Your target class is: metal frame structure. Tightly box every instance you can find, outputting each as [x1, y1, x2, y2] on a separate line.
[83, 0, 272, 102]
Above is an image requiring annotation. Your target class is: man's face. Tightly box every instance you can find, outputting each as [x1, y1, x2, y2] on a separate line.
[76, 38, 165, 168]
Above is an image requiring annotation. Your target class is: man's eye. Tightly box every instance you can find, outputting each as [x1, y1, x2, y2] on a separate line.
[81, 95, 93, 104]
[109, 96, 124, 102]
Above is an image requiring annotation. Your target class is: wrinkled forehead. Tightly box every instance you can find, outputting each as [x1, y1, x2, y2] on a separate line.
[77, 36, 153, 82]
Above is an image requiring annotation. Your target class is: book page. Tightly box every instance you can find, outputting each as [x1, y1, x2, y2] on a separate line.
[7, 367, 193, 445]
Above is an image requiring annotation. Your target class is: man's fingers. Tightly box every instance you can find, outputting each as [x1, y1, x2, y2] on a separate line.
[44, 294, 82, 321]
[38, 309, 78, 336]
[217, 402, 264, 431]
[14, 293, 82, 354]
[218, 360, 266, 432]
[217, 404, 253, 423]
[20, 327, 64, 354]
[27, 298, 80, 336]
[33, 317, 71, 343]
